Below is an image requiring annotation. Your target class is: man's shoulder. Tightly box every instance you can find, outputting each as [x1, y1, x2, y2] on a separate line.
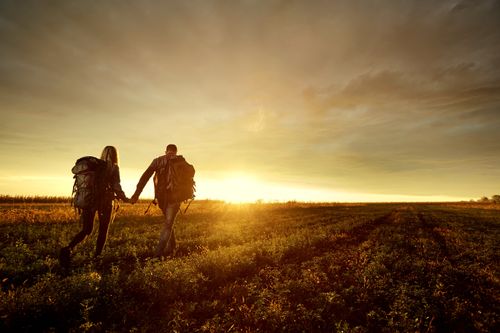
[153, 155, 168, 163]
[151, 154, 188, 169]
[151, 155, 169, 170]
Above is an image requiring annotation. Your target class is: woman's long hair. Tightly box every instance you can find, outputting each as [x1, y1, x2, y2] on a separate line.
[100, 146, 119, 165]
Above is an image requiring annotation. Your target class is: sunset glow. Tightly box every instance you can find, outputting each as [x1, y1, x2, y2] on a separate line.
[204, 173, 262, 203]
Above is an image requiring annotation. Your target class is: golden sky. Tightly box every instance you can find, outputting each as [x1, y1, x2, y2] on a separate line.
[1, 0, 499, 202]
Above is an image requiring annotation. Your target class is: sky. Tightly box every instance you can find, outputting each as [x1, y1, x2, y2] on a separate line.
[1, 0, 499, 202]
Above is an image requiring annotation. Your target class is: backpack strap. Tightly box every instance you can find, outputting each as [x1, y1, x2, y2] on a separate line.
[177, 198, 194, 216]
[144, 199, 157, 215]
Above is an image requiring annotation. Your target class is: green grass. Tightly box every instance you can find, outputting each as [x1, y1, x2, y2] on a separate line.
[0, 201, 498, 332]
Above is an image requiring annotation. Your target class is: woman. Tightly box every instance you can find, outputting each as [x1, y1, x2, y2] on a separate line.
[60, 146, 129, 267]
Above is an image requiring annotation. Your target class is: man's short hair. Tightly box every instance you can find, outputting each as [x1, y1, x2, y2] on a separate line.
[166, 144, 177, 153]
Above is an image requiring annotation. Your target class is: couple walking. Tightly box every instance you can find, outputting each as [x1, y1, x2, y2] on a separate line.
[60, 144, 191, 267]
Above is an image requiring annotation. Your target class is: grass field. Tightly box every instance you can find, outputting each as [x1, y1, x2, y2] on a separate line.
[0, 200, 498, 332]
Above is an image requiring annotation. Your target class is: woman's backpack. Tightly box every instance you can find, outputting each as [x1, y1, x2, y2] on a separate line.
[71, 156, 107, 209]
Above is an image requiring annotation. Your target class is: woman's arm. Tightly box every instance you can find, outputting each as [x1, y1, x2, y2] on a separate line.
[111, 165, 128, 201]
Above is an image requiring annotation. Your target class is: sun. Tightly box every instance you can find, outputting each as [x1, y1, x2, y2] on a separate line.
[197, 172, 267, 203]
[217, 173, 263, 203]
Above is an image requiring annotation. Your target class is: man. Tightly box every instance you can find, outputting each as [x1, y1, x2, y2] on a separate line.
[130, 144, 186, 258]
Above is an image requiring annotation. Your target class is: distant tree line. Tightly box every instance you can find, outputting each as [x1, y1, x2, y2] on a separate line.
[0, 195, 72, 204]
[476, 195, 500, 203]
[0, 195, 157, 204]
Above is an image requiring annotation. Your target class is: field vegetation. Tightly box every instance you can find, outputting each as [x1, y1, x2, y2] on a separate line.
[0, 199, 498, 332]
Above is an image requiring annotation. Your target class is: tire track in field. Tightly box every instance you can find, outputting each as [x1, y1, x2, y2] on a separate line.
[416, 210, 451, 260]
[316, 205, 442, 331]
[243, 207, 407, 331]
[178, 207, 400, 284]
[278, 207, 400, 265]
[174, 208, 401, 330]
[351, 205, 499, 332]
[172, 206, 396, 262]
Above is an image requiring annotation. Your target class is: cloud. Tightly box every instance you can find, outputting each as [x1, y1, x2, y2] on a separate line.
[306, 66, 500, 114]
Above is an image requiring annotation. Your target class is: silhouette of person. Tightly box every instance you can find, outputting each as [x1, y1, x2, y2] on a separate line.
[60, 146, 129, 267]
[130, 144, 184, 258]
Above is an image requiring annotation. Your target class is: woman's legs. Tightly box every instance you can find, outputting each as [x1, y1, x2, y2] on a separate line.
[68, 208, 96, 249]
[96, 202, 113, 256]
[60, 208, 95, 268]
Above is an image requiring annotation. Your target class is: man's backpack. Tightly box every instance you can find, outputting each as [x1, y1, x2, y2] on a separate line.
[153, 155, 195, 208]
[71, 156, 107, 209]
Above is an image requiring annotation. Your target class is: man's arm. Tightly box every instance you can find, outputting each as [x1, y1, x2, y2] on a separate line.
[130, 159, 156, 203]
